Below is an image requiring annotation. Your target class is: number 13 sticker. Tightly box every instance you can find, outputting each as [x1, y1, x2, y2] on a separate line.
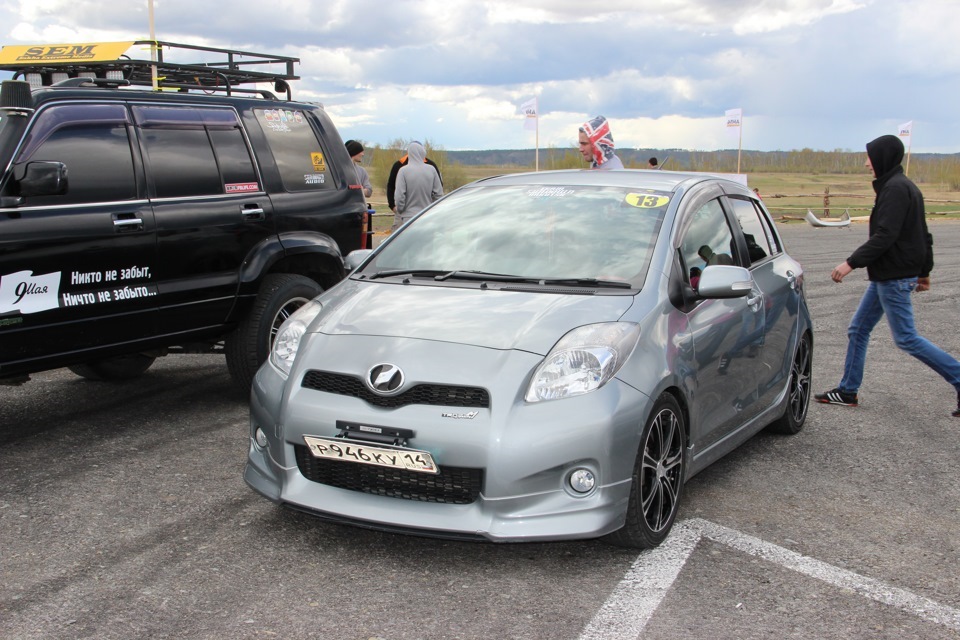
[625, 193, 670, 208]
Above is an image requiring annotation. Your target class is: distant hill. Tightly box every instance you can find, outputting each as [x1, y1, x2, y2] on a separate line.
[445, 148, 960, 169]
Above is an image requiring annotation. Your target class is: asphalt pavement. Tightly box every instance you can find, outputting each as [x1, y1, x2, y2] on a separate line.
[1, 221, 958, 640]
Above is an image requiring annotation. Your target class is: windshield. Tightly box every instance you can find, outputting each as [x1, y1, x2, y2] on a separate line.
[362, 184, 670, 286]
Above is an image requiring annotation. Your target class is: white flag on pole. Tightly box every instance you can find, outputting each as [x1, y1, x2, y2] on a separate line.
[897, 120, 913, 142]
[520, 97, 538, 131]
[725, 108, 742, 135]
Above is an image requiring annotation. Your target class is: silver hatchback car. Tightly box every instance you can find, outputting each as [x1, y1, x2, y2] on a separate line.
[245, 169, 812, 549]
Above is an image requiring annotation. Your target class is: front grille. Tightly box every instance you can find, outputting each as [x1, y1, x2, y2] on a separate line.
[294, 444, 483, 505]
[301, 370, 490, 409]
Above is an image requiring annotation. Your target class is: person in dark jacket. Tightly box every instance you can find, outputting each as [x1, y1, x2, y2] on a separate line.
[815, 134, 960, 417]
[386, 143, 442, 213]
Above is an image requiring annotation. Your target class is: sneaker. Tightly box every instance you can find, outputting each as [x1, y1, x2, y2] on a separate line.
[718, 353, 731, 374]
[814, 387, 858, 407]
[953, 391, 960, 417]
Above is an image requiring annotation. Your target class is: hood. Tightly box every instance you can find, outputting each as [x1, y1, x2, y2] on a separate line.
[866, 134, 904, 180]
[406, 141, 427, 165]
[311, 281, 635, 354]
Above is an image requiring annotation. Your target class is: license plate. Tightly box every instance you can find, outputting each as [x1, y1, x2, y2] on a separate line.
[302, 435, 439, 474]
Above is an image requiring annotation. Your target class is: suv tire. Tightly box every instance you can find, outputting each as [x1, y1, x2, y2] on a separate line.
[226, 273, 322, 392]
[68, 353, 157, 381]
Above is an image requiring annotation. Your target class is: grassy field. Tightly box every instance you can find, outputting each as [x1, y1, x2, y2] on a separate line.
[365, 167, 960, 236]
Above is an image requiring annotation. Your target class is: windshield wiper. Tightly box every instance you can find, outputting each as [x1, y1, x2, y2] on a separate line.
[366, 269, 450, 280]
[537, 277, 634, 289]
[436, 271, 633, 288]
[433, 270, 530, 282]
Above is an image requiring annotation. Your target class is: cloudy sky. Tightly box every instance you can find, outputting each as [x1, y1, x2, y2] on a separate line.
[2, 0, 958, 153]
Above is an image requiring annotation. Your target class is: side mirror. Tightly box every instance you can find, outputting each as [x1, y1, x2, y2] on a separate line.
[344, 249, 373, 273]
[14, 161, 68, 197]
[696, 265, 753, 299]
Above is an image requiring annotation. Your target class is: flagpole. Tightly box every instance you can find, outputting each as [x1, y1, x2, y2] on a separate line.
[905, 130, 912, 177]
[737, 110, 742, 174]
[148, 0, 158, 90]
[535, 97, 539, 172]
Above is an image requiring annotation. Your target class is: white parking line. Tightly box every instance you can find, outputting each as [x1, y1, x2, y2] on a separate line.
[579, 518, 960, 639]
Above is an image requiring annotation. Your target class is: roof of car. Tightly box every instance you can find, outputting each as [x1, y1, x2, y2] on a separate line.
[27, 85, 321, 110]
[470, 169, 750, 195]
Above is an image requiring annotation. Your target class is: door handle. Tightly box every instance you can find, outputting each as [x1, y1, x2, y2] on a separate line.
[113, 215, 143, 232]
[746, 294, 763, 311]
[241, 205, 265, 221]
[786, 270, 797, 290]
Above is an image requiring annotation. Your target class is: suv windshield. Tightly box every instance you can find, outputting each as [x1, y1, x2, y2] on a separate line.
[362, 184, 670, 286]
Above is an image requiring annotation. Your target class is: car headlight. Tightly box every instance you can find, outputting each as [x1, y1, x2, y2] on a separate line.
[269, 300, 322, 377]
[525, 322, 640, 402]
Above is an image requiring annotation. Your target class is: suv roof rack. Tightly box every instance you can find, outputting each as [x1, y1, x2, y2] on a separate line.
[0, 40, 300, 100]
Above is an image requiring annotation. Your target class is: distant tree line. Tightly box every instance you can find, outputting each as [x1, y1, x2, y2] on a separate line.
[449, 147, 960, 190]
[351, 141, 960, 192]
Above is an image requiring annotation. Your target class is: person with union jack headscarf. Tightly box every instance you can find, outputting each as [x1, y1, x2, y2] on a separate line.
[578, 115, 624, 170]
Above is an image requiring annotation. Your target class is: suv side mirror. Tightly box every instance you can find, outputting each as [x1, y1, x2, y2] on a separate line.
[14, 161, 68, 197]
[696, 265, 753, 299]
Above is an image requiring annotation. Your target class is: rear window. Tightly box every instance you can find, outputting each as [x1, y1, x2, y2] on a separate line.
[254, 108, 335, 192]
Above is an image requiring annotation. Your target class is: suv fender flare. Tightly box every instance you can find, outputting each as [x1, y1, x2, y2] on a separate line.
[238, 231, 344, 289]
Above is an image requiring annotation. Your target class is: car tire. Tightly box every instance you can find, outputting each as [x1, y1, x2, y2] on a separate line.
[605, 392, 686, 550]
[766, 331, 812, 435]
[68, 353, 157, 381]
[225, 273, 322, 393]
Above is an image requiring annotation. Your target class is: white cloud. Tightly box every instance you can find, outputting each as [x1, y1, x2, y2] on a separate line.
[0, 0, 956, 152]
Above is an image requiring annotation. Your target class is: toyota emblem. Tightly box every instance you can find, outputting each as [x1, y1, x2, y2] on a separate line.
[366, 363, 404, 395]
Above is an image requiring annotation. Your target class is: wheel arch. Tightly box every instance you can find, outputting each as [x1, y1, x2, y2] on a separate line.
[239, 231, 346, 292]
[654, 384, 693, 479]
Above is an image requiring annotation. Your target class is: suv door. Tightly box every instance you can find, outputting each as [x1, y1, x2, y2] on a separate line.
[0, 102, 157, 374]
[250, 106, 364, 255]
[132, 104, 275, 335]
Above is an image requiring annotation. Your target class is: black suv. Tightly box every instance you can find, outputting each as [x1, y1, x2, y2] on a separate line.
[0, 41, 368, 392]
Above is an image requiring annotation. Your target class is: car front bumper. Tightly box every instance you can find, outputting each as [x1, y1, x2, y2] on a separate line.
[244, 335, 654, 543]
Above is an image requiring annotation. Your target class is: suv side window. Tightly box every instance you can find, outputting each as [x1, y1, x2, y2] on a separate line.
[728, 197, 774, 266]
[254, 108, 335, 192]
[132, 105, 259, 198]
[14, 103, 137, 205]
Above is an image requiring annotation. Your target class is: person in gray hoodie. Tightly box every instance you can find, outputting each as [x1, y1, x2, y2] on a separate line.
[393, 141, 443, 231]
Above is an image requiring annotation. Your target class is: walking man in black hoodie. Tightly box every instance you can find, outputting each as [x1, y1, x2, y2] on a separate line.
[815, 134, 960, 417]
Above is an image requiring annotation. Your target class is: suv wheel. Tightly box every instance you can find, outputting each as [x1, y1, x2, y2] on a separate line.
[68, 353, 157, 381]
[226, 273, 322, 392]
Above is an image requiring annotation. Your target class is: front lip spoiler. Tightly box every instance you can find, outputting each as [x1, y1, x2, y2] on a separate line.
[282, 503, 489, 543]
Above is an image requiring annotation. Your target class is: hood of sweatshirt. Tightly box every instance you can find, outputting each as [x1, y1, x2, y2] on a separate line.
[407, 141, 427, 165]
[866, 134, 904, 181]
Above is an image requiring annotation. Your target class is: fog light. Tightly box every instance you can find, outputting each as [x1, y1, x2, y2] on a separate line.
[568, 468, 596, 493]
[254, 427, 268, 448]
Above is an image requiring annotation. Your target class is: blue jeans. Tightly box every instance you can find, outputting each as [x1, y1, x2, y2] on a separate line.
[840, 277, 960, 394]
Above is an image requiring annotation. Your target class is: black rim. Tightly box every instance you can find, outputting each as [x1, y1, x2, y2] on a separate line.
[788, 336, 812, 424]
[640, 407, 684, 533]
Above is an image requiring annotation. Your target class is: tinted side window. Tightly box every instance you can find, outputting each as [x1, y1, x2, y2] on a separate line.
[133, 105, 258, 198]
[15, 104, 137, 205]
[209, 128, 258, 188]
[255, 108, 334, 192]
[140, 128, 221, 197]
[679, 198, 736, 286]
[728, 197, 773, 266]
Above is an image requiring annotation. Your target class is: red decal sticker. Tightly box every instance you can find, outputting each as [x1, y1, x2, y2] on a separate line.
[225, 182, 260, 193]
